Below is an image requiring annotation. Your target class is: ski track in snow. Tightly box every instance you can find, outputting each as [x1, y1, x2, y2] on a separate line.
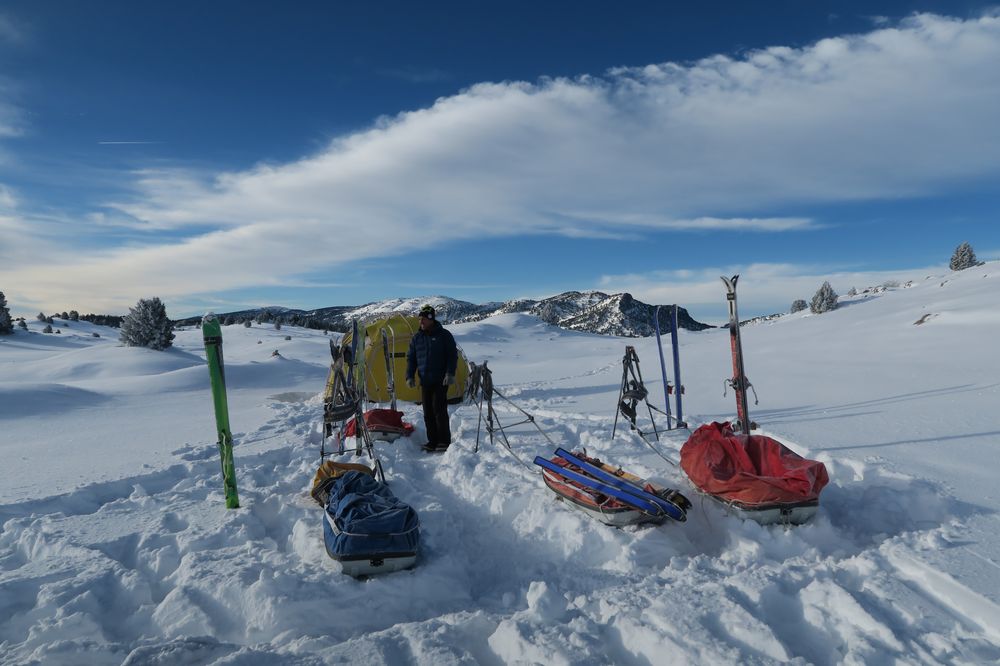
[3, 267, 1000, 664]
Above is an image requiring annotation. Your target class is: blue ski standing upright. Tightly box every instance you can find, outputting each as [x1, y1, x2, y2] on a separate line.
[670, 304, 685, 427]
[654, 304, 686, 428]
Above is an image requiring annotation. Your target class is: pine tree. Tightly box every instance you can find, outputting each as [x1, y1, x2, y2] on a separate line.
[18, 319, 28, 331]
[810, 281, 839, 314]
[43, 324, 53, 333]
[37, 312, 47, 322]
[119, 297, 176, 350]
[0, 291, 13, 334]
[949, 242, 979, 271]
[790, 299, 808, 313]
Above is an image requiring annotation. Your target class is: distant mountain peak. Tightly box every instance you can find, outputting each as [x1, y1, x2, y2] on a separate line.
[174, 292, 711, 336]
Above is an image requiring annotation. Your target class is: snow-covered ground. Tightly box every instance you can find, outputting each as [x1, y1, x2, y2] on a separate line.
[2, 264, 999, 665]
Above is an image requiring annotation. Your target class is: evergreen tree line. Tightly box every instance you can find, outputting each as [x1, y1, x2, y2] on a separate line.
[788, 241, 984, 315]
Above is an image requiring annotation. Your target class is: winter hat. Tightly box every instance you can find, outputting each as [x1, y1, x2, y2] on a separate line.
[419, 304, 436, 320]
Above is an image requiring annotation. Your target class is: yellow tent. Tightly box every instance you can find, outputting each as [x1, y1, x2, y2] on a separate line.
[341, 314, 469, 405]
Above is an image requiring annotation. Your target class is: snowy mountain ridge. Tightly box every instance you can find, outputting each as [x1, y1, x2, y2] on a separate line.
[177, 290, 712, 336]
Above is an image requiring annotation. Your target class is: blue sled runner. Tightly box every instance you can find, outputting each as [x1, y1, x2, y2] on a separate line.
[534, 449, 690, 527]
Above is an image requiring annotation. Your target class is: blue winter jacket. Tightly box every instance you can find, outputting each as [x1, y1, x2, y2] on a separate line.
[406, 321, 458, 386]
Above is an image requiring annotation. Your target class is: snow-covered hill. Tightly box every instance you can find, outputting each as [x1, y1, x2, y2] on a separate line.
[1, 263, 999, 664]
[175, 291, 712, 337]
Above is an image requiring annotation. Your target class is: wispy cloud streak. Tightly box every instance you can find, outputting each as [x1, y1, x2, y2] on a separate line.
[3, 12, 1000, 313]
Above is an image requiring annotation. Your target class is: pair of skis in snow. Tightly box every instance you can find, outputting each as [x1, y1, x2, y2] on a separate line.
[653, 304, 685, 428]
[721, 275, 757, 435]
[534, 448, 691, 522]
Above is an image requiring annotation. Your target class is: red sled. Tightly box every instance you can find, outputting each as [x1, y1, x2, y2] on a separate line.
[680, 422, 829, 525]
[345, 409, 415, 443]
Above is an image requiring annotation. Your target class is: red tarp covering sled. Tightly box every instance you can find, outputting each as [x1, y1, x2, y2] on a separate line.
[680, 422, 829, 508]
[344, 409, 415, 441]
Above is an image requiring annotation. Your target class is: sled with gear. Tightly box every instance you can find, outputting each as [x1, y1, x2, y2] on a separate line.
[534, 448, 691, 527]
[672, 277, 828, 525]
[680, 422, 829, 525]
[311, 460, 420, 577]
[343, 408, 415, 443]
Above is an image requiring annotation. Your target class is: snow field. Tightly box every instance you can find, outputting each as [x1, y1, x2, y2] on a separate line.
[1, 264, 1000, 663]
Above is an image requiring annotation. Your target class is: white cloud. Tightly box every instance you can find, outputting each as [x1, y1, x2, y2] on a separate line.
[0, 184, 16, 209]
[4, 12, 1000, 312]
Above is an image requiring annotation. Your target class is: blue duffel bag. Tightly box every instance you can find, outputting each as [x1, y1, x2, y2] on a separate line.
[323, 471, 420, 576]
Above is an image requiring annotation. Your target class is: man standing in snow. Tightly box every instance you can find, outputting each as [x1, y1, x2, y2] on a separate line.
[406, 304, 458, 452]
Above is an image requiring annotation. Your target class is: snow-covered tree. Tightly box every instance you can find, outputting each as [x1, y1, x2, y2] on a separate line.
[36, 312, 47, 322]
[0, 291, 13, 334]
[69, 310, 80, 321]
[18, 319, 28, 331]
[42, 324, 53, 333]
[244, 320, 252, 328]
[790, 299, 808, 313]
[949, 242, 979, 271]
[810, 281, 839, 314]
[119, 297, 175, 350]
[274, 320, 282, 331]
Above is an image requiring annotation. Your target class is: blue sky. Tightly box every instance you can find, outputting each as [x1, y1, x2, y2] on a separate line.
[1, 1, 998, 324]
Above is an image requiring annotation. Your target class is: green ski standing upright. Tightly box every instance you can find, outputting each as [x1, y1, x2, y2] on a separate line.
[202, 314, 240, 509]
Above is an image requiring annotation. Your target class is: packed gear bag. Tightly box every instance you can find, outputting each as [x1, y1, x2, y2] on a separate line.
[322, 471, 420, 576]
[680, 421, 829, 507]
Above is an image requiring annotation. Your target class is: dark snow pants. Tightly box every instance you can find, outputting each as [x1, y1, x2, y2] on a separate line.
[420, 383, 451, 446]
